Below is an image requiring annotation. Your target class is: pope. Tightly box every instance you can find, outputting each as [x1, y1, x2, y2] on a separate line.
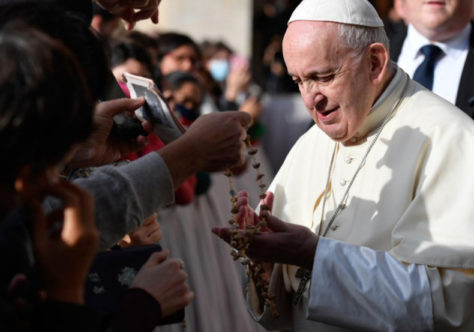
[213, 0, 474, 330]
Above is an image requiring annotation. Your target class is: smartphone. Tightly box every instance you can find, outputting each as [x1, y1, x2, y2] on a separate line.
[123, 72, 185, 144]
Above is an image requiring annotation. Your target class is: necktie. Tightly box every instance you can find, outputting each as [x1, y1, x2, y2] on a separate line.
[413, 45, 443, 90]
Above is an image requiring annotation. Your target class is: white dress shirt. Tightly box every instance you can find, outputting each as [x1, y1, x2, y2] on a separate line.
[397, 23, 471, 104]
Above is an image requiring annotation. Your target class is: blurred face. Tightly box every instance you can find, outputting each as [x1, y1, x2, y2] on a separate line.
[173, 82, 203, 111]
[283, 21, 378, 143]
[210, 49, 231, 61]
[399, 0, 473, 41]
[112, 58, 151, 82]
[160, 45, 199, 75]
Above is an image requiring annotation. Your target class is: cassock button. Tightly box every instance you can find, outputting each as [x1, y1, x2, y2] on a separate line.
[340, 179, 347, 186]
[345, 156, 353, 164]
[331, 224, 339, 231]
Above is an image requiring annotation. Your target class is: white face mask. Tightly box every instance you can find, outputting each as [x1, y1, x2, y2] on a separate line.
[209, 59, 230, 82]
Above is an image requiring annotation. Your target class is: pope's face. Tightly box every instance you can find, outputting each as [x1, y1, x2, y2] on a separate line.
[399, 0, 473, 41]
[283, 21, 376, 143]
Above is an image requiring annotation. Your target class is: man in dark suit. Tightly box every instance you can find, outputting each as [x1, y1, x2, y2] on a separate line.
[388, 0, 474, 118]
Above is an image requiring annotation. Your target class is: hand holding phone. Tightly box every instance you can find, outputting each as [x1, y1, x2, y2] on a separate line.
[123, 72, 185, 144]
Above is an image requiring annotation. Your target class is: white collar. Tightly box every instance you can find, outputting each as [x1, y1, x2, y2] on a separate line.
[405, 23, 471, 61]
[347, 65, 408, 144]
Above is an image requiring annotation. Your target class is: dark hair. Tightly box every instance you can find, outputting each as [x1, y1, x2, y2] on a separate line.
[125, 30, 158, 50]
[200, 40, 234, 61]
[163, 71, 202, 92]
[156, 32, 200, 62]
[109, 39, 153, 74]
[0, 24, 94, 183]
[0, 2, 109, 101]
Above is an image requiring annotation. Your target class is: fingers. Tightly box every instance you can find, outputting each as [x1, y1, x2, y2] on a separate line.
[237, 206, 246, 229]
[144, 250, 169, 267]
[140, 120, 153, 134]
[237, 204, 257, 229]
[151, 10, 159, 23]
[259, 191, 274, 214]
[129, 213, 161, 244]
[142, 213, 158, 226]
[148, 228, 162, 243]
[96, 97, 145, 118]
[211, 227, 231, 243]
[132, 8, 158, 22]
[261, 213, 287, 233]
[183, 290, 195, 306]
[228, 110, 252, 128]
[119, 7, 136, 29]
[144, 219, 162, 243]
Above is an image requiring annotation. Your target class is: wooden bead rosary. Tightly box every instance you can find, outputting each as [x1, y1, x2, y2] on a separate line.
[225, 136, 279, 319]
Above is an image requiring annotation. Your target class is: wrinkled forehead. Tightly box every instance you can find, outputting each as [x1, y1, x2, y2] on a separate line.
[283, 21, 342, 53]
[283, 21, 347, 69]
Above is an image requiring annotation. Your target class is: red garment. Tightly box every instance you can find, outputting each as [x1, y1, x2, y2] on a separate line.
[118, 82, 197, 204]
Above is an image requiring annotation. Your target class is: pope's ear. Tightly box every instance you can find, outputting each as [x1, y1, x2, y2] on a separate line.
[367, 42, 389, 83]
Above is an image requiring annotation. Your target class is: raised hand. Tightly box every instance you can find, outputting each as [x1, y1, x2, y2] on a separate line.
[119, 213, 162, 247]
[31, 179, 99, 304]
[225, 62, 251, 102]
[239, 95, 263, 122]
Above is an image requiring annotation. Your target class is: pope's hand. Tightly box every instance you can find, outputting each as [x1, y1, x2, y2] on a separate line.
[213, 191, 275, 281]
[213, 191, 318, 271]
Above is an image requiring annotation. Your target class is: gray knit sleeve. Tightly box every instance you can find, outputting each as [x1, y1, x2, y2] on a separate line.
[74, 152, 174, 249]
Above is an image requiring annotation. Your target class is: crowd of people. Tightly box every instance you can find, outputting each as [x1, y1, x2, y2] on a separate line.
[1, 0, 474, 331]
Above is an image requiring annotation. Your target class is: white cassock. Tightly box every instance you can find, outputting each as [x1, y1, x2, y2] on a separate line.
[247, 67, 474, 331]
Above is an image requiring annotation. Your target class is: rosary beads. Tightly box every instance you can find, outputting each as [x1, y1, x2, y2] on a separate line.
[225, 137, 279, 319]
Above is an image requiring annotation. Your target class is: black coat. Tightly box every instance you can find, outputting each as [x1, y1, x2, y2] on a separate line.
[387, 21, 474, 119]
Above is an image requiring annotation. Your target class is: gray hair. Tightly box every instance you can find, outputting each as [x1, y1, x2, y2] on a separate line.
[338, 24, 390, 57]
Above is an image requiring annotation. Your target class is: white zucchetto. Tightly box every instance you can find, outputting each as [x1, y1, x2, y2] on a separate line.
[288, 0, 384, 28]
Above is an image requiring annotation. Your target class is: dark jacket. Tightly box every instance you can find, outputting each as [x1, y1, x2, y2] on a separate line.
[388, 21, 474, 119]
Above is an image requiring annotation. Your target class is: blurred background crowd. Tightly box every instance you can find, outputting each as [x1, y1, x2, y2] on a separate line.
[1, 0, 473, 331]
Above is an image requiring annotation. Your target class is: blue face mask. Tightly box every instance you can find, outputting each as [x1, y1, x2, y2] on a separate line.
[175, 103, 199, 121]
[209, 59, 230, 82]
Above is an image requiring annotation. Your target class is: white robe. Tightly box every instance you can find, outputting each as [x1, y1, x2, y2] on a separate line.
[155, 149, 274, 332]
[248, 67, 474, 331]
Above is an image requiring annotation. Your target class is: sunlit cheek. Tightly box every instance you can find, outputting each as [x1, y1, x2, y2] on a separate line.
[160, 57, 178, 76]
